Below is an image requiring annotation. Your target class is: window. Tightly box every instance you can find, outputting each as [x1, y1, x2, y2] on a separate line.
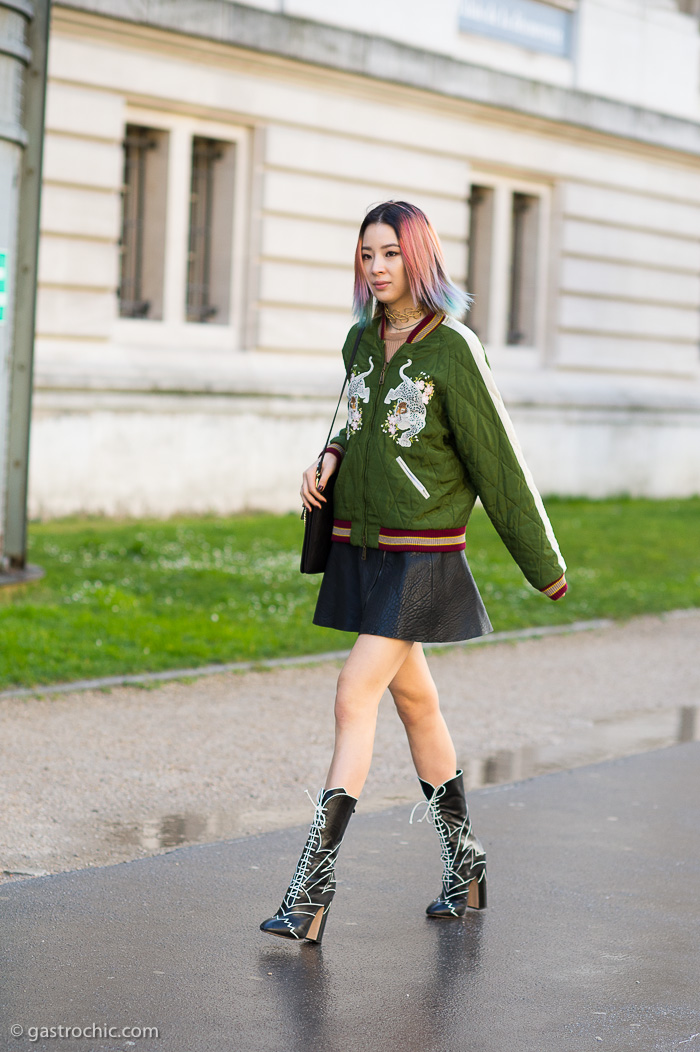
[118, 125, 168, 319]
[466, 177, 548, 359]
[115, 110, 248, 350]
[507, 193, 540, 346]
[186, 136, 237, 324]
[466, 185, 495, 342]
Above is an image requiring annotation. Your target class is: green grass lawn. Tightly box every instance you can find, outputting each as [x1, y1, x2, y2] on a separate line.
[1, 497, 699, 690]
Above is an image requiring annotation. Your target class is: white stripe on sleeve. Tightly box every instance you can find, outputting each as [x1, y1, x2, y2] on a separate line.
[443, 316, 566, 573]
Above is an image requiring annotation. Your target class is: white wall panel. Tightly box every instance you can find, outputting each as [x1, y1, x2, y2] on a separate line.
[262, 169, 469, 239]
[36, 288, 117, 338]
[45, 81, 124, 140]
[261, 215, 359, 266]
[563, 183, 700, 239]
[561, 258, 700, 308]
[28, 397, 341, 518]
[259, 260, 353, 310]
[40, 184, 121, 241]
[38, 236, 119, 290]
[508, 404, 700, 499]
[562, 218, 700, 274]
[265, 126, 469, 198]
[557, 333, 700, 378]
[257, 305, 352, 353]
[43, 134, 122, 191]
[560, 295, 700, 343]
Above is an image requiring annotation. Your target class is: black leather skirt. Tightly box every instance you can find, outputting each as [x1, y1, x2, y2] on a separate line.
[313, 542, 493, 643]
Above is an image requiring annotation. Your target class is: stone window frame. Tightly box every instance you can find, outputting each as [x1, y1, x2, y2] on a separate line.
[467, 171, 552, 370]
[114, 107, 250, 353]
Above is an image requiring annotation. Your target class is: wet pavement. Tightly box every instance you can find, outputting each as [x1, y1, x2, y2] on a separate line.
[2, 741, 699, 1052]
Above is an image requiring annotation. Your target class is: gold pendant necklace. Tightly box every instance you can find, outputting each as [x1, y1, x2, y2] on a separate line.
[384, 304, 425, 326]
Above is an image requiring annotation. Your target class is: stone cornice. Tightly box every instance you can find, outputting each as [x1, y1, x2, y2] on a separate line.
[53, 0, 700, 159]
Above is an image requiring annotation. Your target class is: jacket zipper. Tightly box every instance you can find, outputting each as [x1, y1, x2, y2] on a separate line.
[361, 353, 390, 558]
[361, 338, 415, 557]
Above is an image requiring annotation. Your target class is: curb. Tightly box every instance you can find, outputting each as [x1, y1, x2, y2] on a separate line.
[0, 616, 619, 700]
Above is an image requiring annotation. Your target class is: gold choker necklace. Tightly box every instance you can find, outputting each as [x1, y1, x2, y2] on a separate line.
[384, 304, 425, 326]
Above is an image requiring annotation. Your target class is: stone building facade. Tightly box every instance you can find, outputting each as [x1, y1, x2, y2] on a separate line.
[30, 0, 700, 517]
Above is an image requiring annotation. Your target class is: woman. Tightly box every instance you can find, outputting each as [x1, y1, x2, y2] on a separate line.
[260, 201, 567, 944]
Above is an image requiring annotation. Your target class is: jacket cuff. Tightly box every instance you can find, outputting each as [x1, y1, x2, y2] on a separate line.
[323, 444, 345, 463]
[540, 574, 567, 601]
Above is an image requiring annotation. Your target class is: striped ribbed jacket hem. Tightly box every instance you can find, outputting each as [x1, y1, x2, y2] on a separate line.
[332, 518, 466, 552]
[331, 520, 567, 598]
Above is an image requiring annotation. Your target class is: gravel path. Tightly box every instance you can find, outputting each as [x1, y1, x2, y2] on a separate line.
[1, 610, 698, 884]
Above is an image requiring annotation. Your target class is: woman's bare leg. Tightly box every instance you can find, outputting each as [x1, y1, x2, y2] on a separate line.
[389, 643, 457, 787]
[325, 633, 413, 798]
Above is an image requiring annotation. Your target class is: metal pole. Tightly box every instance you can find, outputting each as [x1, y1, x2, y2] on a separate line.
[2, 0, 49, 569]
[0, 0, 31, 569]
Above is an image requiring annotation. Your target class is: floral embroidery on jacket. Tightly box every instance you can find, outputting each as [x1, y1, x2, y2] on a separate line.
[346, 357, 374, 436]
[382, 361, 435, 447]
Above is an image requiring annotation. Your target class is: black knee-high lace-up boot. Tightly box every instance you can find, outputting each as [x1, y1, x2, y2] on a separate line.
[413, 769, 487, 917]
[260, 787, 357, 943]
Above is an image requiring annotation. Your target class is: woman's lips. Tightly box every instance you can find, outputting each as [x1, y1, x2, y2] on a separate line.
[374, 282, 389, 290]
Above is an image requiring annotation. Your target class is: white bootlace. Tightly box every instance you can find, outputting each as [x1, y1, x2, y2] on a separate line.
[410, 784, 472, 888]
[282, 789, 336, 911]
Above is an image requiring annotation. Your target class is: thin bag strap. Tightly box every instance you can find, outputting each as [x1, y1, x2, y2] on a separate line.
[318, 325, 366, 470]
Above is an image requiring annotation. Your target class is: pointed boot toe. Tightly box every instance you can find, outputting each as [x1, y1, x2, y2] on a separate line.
[259, 916, 301, 940]
[426, 870, 487, 916]
[259, 904, 329, 942]
[426, 900, 466, 918]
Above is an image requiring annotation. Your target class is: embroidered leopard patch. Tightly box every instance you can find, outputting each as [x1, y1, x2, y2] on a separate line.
[346, 357, 374, 436]
[382, 361, 435, 447]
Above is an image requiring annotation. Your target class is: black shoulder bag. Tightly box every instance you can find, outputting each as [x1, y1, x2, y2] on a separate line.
[300, 326, 365, 574]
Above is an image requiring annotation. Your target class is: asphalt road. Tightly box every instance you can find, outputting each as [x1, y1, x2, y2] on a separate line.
[2, 742, 699, 1052]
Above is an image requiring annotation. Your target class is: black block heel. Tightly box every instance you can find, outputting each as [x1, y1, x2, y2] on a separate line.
[305, 905, 329, 944]
[467, 872, 487, 911]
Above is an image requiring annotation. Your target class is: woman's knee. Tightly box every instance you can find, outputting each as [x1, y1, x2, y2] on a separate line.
[334, 677, 378, 728]
[391, 684, 440, 727]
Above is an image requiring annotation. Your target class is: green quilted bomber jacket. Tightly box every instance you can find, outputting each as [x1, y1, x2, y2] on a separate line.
[325, 312, 568, 600]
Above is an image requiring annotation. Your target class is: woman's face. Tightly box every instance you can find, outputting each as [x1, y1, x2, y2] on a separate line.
[361, 222, 412, 308]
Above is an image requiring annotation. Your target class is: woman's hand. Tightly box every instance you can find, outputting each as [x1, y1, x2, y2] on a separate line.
[301, 454, 339, 512]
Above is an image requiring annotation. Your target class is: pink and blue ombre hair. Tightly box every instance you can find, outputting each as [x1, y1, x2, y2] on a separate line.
[352, 200, 472, 326]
